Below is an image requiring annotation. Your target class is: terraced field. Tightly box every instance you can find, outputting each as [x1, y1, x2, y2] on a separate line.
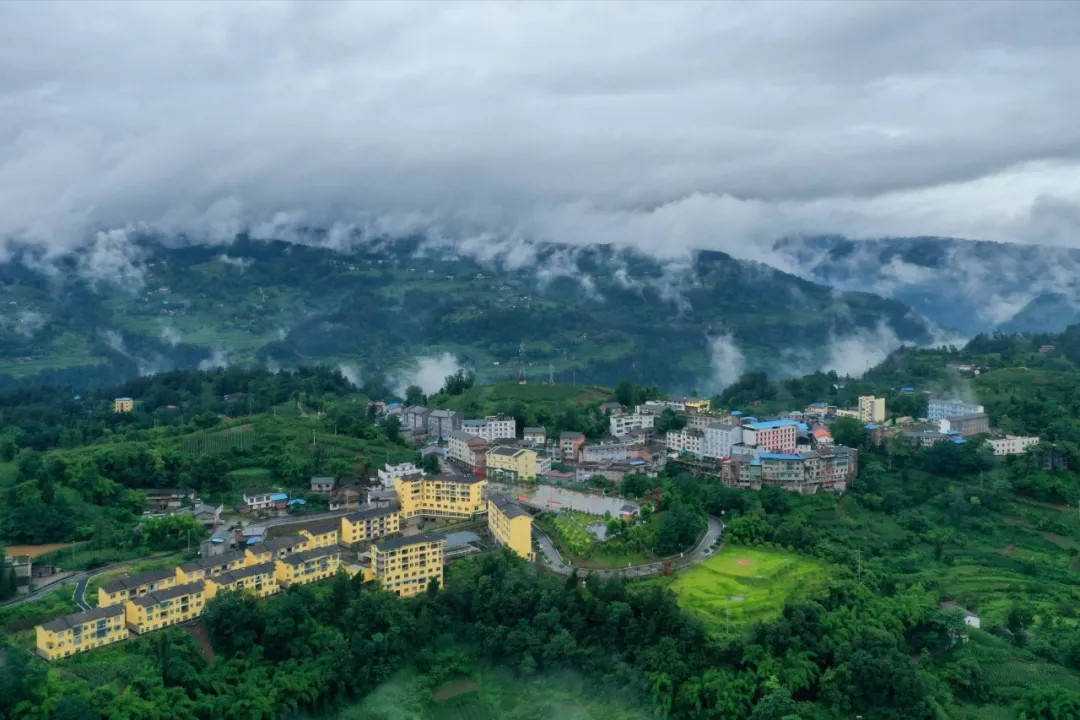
[662, 545, 827, 630]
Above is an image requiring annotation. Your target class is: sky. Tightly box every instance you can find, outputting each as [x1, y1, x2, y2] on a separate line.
[2, 2, 1079, 263]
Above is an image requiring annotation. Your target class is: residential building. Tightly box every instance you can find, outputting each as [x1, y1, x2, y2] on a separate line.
[97, 569, 177, 608]
[448, 430, 487, 469]
[329, 486, 363, 511]
[36, 606, 127, 660]
[811, 426, 833, 446]
[682, 398, 710, 413]
[702, 423, 742, 459]
[610, 412, 655, 438]
[487, 494, 534, 561]
[174, 549, 251, 585]
[559, 431, 586, 460]
[113, 397, 134, 413]
[402, 405, 432, 433]
[834, 408, 860, 419]
[125, 581, 208, 634]
[204, 561, 278, 599]
[274, 547, 341, 588]
[858, 396, 886, 423]
[987, 435, 1040, 456]
[462, 415, 517, 442]
[523, 426, 546, 446]
[742, 419, 798, 453]
[939, 413, 990, 437]
[927, 399, 985, 422]
[378, 461, 423, 488]
[581, 442, 629, 463]
[575, 460, 651, 485]
[736, 446, 856, 494]
[666, 428, 703, 457]
[143, 488, 195, 512]
[340, 504, 401, 545]
[310, 476, 336, 494]
[427, 409, 462, 438]
[394, 474, 487, 519]
[241, 490, 287, 513]
[486, 445, 551, 481]
[370, 533, 445, 598]
[599, 401, 624, 415]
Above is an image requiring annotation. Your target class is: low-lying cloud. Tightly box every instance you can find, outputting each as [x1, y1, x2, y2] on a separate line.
[393, 353, 463, 397]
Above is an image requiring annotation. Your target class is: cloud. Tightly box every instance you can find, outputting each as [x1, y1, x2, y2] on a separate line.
[76, 230, 146, 290]
[822, 322, 904, 378]
[218, 253, 253, 271]
[393, 352, 462, 397]
[7, 310, 47, 337]
[338, 363, 362, 388]
[0, 3, 1078, 266]
[198, 348, 229, 370]
[159, 325, 182, 346]
[706, 333, 745, 392]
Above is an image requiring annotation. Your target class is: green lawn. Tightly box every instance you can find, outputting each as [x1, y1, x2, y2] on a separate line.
[659, 545, 827, 630]
[0, 583, 79, 646]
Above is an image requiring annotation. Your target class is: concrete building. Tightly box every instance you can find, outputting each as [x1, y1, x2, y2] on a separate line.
[581, 441, 630, 463]
[340, 504, 401, 545]
[486, 445, 550, 481]
[241, 490, 287, 513]
[394, 474, 487, 520]
[858, 396, 886, 423]
[928, 398, 985, 422]
[462, 415, 517, 442]
[97, 569, 177, 608]
[487, 493, 534, 561]
[742, 419, 798, 453]
[427, 409, 462, 438]
[523, 426, 547, 446]
[939, 413, 990, 437]
[702, 423, 742, 459]
[370, 534, 445, 598]
[113, 397, 134, 413]
[36, 606, 128, 660]
[310, 476, 336, 494]
[401, 405, 432, 433]
[448, 430, 487, 469]
[205, 561, 278, 599]
[377, 461, 423, 488]
[987, 435, 1040, 456]
[610, 411, 655, 438]
[125, 581, 209, 634]
[666, 428, 703, 457]
[274, 547, 341, 588]
[559, 431, 586, 461]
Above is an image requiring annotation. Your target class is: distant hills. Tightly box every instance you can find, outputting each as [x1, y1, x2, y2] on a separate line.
[772, 235, 1080, 335]
[0, 233, 934, 391]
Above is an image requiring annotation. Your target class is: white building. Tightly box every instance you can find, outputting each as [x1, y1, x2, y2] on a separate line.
[858, 396, 885, 424]
[928, 399, 985, 422]
[581, 442, 630, 463]
[462, 415, 517, 442]
[610, 411, 655, 438]
[702, 423, 743, 459]
[987, 435, 1040, 456]
[377, 462, 423, 488]
[666, 429, 703, 457]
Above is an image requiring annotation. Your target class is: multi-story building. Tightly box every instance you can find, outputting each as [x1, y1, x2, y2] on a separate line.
[682, 398, 710, 413]
[340, 504, 401, 545]
[666, 428, 703, 457]
[581, 442, 630, 463]
[987, 435, 1040, 456]
[274, 547, 341, 588]
[559, 431, 586, 461]
[125, 581, 209, 634]
[487, 494, 534, 561]
[858, 396, 886, 424]
[174, 549, 252, 585]
[378, 461, 423, 488]
[737, 446, 857, 494]
[205, 561, 278, 598]
[113, 397, 134, 413]
[97, 569, 177, 608]
[486, 446, 551, 481]
[242, 490, 287, 513]
[427, 409, 462, 438]
[742, 419, 798, 453]
[702, 423, 742, 459]
[462, 415, 517, 442]
[610, 412, 655, 438]
[310, 476, 336, 494]
[939, 413, 990, 437]
[927, 398, 985, 422]
[36, 606, 127, 660]
[448, 430, 487, 469]
[394, 474, 487, 519]
[370, 534, 445, 598]
[402, 405, 432, 433]
[523, 426, 547, 446]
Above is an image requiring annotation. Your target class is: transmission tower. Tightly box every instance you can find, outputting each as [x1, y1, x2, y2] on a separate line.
[548, 363, 555, 385]
[516, 341, 527, 384]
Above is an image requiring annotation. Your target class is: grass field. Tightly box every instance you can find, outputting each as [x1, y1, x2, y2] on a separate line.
[659, 545, 827, 630]
[331, 665, 649, 720]
[0, 583, 79, 645]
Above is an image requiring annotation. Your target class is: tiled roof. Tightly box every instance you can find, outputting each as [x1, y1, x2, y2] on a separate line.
[42, 605, 124, 632]
[100, 568, 175, 593]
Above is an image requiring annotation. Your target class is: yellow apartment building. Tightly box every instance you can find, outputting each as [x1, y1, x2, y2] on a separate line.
[684, 398, 710, 413]
[36, 606, 127, 660]
[113, 397, 134, 413]
[485, 446, 549, 482]
[487, 494, 535, 561]
[257, 534, 310, 560]
[204, 561, 279, 599]
[274, 547, 341, 588]
[125, 581, 208, 634]
[395, 474, 487, 520]
[371, 533, 445, 598]
[97, 568, 177, 608]
[174, 549, 252, 584]
[340, 504, 401, 545]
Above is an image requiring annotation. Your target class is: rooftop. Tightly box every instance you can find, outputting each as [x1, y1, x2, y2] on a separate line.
[41, 605, 124, 632]
[760, 452, 803, 460]
[277, 546, 341, 566]
[374, 532, 446, 553]
[489, 445, 525, 458]
[490, 493, 530, 520]
[212, 561, 275, 585]
[179, 549, 247, 572]
[130, 581, 208, 607]
[345, 503, 401, 522]
[257, 534, 307, 552]
[559, 431, 585, 439]
[100, 568, 175, 593]
[745, 419, 798, 430]
[266, 515, 341, 538]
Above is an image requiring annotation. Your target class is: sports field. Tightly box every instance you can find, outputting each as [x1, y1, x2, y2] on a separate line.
[665, 545, 827, 629]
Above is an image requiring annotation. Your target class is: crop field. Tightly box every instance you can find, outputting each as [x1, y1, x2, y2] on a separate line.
[662, 545, 827, 630]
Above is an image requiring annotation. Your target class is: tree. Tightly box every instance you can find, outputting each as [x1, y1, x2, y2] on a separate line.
[655, 408, 686, 434]
[615, 380, 635, 408]
[420, 453, 441, 474]
[204, 589, 266, 658]
[440, 370, 474, 396]
[830, 416, 867, 447]
[404, 385, 425, 406]
[382, 416, 401, 443]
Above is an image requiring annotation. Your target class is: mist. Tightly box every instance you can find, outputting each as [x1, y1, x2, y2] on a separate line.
[393, 353, 463, 397]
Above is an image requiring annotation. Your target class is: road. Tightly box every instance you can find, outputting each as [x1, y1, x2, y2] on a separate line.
[534, 515, 724, 578]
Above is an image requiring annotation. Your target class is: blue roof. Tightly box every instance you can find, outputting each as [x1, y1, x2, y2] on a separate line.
[746, 419, 797, 430]
[246, 536, 264, 544]
[287, 498, 307, 505]
[900, 386, 914, 391]
[269, 492, 288, 501]
[210, 536, 225, 543]
[627, 458, 646, 465]
[951, 436, 966, 444]
[796, 422, 809, 432]
[760, 452, 802, 460]
[809, 402, 827, 408]
[864, 423, 878, 430]
[731, 410, 743, 416]
[387, 402, 401, 408]
[750, 459, 761, 466]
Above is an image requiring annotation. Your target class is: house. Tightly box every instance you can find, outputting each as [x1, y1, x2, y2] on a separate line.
[523, 426, 547, 446]
[368, 533, 445, 598]
[858, 396, 886, 423]
[113, 397, 134, 413]
[143, 488, 195, 512]
[487, 493, 534, 561]
[559, 431, 586, 461]
[204, 562, 278, 599]
[987, 435, 1040, 456]
[486, 445, 551, 481]
[329, 486, 363, 511]
[188, 502, 223, 528]
[581, 441, 630, 463]
[461, 415, 517, 442]
[682, 398, 710, 413]
[310, 476, 336, 494]
[610, 411, 655, 437]
[927, 399, 985, 422]
[97, 569, 177, 608]
[574, 460, 650, 485]
[241, 490, 287, 513]
[938, 413, 990, 437]
[448, 430, 487, 470]
[36, 606, 128, 660]
[599, 401, 623, 415]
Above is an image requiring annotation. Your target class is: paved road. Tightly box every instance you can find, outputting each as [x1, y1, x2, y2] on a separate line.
[534, 515, 724, 578]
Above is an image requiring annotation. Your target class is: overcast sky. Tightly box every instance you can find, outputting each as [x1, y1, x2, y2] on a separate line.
[2, 1, 1079, 261]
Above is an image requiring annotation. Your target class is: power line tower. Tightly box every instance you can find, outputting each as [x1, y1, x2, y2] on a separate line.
[516, 341, 527, 384]
[548, 363, 555, 385]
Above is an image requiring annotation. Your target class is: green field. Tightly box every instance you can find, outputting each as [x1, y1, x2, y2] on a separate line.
[331, 665, 650, 720]
[660, 545, 827, 630]
[0, 583, 79, 646]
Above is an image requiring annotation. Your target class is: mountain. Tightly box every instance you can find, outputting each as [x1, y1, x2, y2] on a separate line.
[771, 235, 1080, 335]
[0, 233, 934, 391]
